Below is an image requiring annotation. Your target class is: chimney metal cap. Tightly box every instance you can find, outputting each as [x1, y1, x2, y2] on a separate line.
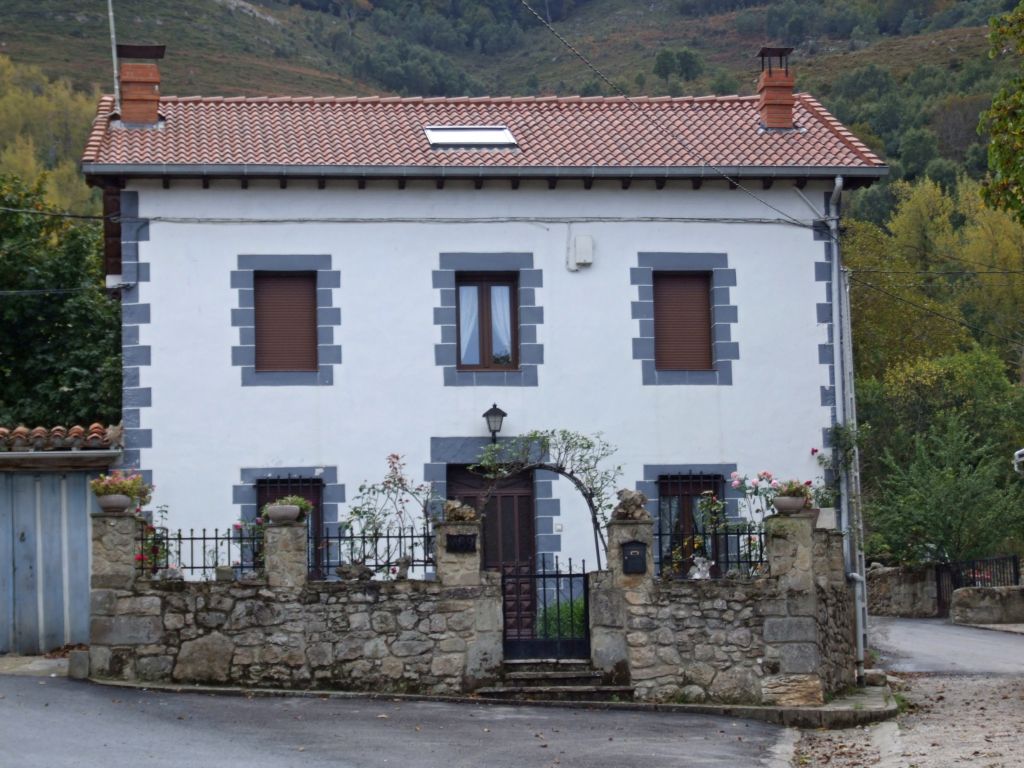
[116, 44, 166, 60]
[758, 46, 793, 74]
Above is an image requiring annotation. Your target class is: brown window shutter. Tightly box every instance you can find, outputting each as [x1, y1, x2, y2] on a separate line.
[653, 273, 713, 370]
[254, 272, 318, 371]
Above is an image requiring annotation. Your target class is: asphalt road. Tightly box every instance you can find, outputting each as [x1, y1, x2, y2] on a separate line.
[0, 677, 785, 768]
[870, 616, 1024, 674]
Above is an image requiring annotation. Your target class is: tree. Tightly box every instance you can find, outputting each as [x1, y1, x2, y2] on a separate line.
[865, 415, 1024, 564]
[857, 348, 1024, 499]
[981, 1, 1024, 223]
[472, 430, 621, 568]
[0, 175, 120, 425]
[653, 49, 676, 85]
[675, 48, 704, 81]
[843, 216, 969, 380]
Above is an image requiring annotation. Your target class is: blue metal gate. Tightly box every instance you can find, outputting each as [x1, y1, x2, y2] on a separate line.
[0, 473, 94, 655]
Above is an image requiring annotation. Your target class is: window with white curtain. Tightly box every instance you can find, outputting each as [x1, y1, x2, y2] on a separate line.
[455, 273, 518, 369]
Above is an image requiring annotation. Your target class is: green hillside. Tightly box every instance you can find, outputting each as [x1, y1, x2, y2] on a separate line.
[0, 0, 1013, 207]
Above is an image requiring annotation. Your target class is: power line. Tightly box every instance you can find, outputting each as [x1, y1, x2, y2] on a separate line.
[854, 268, 1024, 275]
[0, 205, 817, 228]
[0, 286, 105, 297]
[0, 205, 107, 221]
[514, 0, 812, 230]
[847, 274, 1023, 346]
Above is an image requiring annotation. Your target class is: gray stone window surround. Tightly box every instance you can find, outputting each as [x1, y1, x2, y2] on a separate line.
[631, 252, 738, 386]
[231, 255, 342, 386]
[433, 253, 543, 387]
[119, 190, 153, 484]
[424, 437, 561, 562]
[233, 466, 345, 530]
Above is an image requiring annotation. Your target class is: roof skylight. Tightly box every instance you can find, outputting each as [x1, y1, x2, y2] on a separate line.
[424, 126, 517, 148]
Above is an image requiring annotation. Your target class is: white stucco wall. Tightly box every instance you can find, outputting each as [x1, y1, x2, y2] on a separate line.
[126, 178, 837, 567]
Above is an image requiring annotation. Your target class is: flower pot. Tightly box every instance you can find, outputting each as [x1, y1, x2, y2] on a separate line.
[265, 504, 301, 524]
[772, 496, 808, 515]
[95, 493, 133, 514]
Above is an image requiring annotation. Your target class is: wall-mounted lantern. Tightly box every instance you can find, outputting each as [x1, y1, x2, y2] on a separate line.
[483, 403, 507, 444]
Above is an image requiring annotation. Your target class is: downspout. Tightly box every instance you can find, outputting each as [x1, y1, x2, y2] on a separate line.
[829, 175, 868, 687]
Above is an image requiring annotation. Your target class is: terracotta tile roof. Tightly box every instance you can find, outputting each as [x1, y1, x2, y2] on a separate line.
[0, 424, 122, 452]
[82, 94, 884, 173]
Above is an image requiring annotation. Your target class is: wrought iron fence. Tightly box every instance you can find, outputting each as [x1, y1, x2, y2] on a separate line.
[936, 555, 1021, 616]
[137, 525, 264, 579]
[308, 522, 435, 580]
[654, 522, 768, 579]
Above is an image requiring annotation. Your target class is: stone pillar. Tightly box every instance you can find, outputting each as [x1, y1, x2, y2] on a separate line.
[606, 519, 655, 589]
[264, 522, 308, 588]
[596, 520, 656, 685]
[91, 512, 144, 590]
[90, 512, 153, 679]
[761, 514, 825, 705]
[434, 521, 482, 586]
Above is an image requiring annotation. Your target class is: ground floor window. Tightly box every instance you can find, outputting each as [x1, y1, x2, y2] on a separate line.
[656, 473, 724, 574]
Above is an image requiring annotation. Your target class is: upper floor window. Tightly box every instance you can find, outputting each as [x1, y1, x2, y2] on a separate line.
[456, 273, 518, 370]
[254, 271, 318, 372]
[653, 272, 713, 371]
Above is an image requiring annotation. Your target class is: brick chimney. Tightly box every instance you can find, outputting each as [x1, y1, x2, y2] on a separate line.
[757, 46, 795, 130]
[119, 63, 160, 124]
[116, 44, 165, 125]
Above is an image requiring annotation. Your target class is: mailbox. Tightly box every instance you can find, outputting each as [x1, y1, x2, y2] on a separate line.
[622, 541, 647, 574]
[446, 533, 477, 553]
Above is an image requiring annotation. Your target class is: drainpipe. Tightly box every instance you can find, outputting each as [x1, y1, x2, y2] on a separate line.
[828, 175, 868, 687]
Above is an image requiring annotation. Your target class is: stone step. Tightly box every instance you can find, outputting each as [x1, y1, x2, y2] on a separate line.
[476, 685, 636, 703]
[501, 659, 593, 674]
[504, 670, 605, 685]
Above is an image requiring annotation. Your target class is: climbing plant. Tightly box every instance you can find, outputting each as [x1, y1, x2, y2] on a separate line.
[472, 429, 621, 569]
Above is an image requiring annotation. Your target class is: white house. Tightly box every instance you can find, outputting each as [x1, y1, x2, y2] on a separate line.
[82, 48, 885, 574]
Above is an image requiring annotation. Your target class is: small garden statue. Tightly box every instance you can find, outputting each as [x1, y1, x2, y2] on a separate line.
[611, 489, 650, 521]
[443, 499, 479, 522]
[687, 556, 713, 580]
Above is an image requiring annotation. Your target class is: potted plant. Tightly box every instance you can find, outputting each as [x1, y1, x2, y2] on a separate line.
[811, 481, 837, 528]
[262, 494, 313, 524]
[89, 470, 153, 515]
[772, 479, 813, 515]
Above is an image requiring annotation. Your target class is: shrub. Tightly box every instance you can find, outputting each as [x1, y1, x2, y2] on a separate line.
[538, 596, 586, 639]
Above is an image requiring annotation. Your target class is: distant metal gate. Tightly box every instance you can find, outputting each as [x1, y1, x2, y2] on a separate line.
[0, 473, 94, 654]
[935, 556, 1021, 618]
[501, 560, 590, 660]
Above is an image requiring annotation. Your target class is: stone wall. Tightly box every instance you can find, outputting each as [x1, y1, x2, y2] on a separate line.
[866, 565, 938, 618]
[951, 586, 1024, 625]
[88, 517, 502, 693]
[592, 516, 856, 706]
[90, 510, 856, 706]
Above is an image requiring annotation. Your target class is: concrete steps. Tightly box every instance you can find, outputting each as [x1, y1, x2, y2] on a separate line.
[477, 660, 635, 703]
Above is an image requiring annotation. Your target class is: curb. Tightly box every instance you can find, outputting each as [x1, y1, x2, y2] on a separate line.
[84, 677, 897, 729]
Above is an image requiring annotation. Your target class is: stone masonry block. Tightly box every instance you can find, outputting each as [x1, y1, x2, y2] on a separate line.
[764, 616, 817, 643]
[90, 616, 163, 646]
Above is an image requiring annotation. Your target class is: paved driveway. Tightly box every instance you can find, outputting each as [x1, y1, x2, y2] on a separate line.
[0, 677, 786, 768]
[870, 616, 1024, 674]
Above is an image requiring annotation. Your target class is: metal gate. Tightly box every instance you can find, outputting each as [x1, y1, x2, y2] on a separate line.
[501, 559, 590, 660]
[935, 556, 1021, 618]
[0, 473, 94, 654]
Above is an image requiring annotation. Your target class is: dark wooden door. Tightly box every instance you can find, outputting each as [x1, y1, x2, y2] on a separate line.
[446, 467, 535, 571]
[448, 467, 535, 637]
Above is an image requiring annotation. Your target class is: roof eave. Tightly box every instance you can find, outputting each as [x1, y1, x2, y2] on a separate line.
[82, 163, 888, 182]
[0, 449, 122, 472]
